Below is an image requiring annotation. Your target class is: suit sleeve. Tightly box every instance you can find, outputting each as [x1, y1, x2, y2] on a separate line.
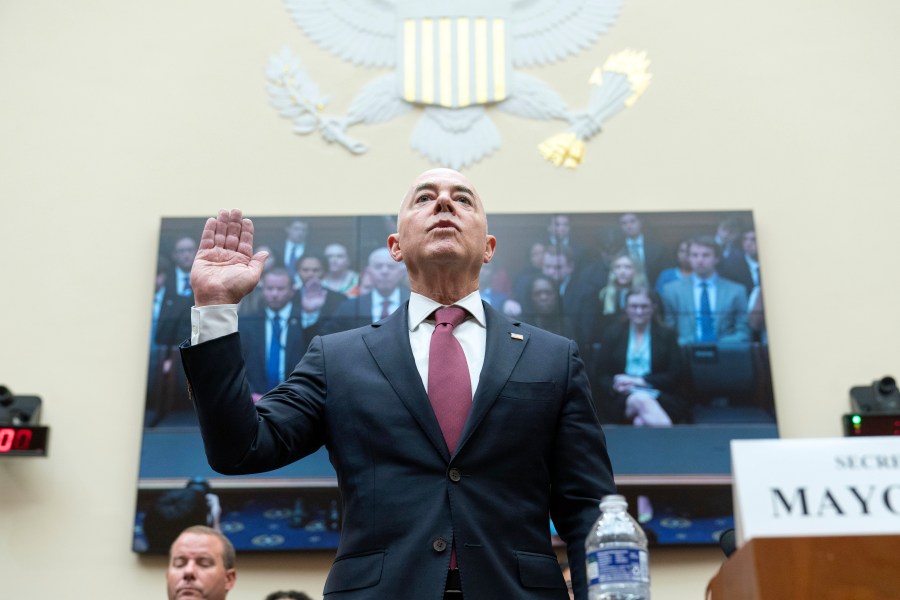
[718, 284, 750, 343]
[180, 332, 327, 475]
[550, 339, 616, 600]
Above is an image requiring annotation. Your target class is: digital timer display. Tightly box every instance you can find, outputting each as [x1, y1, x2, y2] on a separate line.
[0, 426, 49, 456]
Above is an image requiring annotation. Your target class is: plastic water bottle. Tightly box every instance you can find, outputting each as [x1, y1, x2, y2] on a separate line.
[585, 494, 650, 600]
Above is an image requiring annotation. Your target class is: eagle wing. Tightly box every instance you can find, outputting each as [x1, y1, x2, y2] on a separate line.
[510, 0, 622, 67]
[284, 0, 397, 68]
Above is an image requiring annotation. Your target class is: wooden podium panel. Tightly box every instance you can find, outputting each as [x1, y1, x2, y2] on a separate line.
[707, 536, 900, 600]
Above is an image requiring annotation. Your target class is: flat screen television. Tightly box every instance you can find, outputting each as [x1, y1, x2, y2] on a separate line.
[134, 210, 777, 553]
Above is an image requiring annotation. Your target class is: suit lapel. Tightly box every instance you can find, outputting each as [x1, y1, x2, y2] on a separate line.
[456, 303, 528, 453]
[362, 303, 450, 459]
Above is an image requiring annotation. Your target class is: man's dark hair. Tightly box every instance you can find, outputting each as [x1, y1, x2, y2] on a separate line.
[688, 234, 721, 259]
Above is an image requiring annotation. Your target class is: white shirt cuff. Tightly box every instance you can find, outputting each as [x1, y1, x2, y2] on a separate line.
[191, 304, 239, 345]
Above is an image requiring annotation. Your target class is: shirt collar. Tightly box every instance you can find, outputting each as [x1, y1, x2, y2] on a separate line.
[372, 288, 400, 304]
[692, 273, 718, 286]
[266, 303, 293, 321]
[408, 290, 485, 332]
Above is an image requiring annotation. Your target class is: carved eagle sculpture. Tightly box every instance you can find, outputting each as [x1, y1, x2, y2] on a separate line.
[266, 0, 650, 169]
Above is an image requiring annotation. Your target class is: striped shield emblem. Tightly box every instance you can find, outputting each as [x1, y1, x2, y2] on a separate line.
[400, 16, 510, 108]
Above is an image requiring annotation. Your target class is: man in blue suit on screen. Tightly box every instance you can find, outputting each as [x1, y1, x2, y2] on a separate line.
[179, 168, 616, 600]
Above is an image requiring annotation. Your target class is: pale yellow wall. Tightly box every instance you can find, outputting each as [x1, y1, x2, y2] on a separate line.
[1, 1, 898, 598]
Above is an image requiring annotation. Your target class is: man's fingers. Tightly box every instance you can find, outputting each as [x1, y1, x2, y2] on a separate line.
[199, 210, 249, 254]
[224, 209, 244, 252]
[213, 209, 230, 249]
[198, 217, 218, 250]
[237, 218, 255, 258]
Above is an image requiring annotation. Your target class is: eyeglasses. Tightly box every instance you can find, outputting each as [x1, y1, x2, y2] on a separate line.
[626, 303, 652, 311]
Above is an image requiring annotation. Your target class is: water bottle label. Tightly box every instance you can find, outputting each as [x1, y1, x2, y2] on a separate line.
[586, 547, 649, 585]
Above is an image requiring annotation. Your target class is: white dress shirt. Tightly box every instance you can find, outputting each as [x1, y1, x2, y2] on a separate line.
[407, 290, 486, 400]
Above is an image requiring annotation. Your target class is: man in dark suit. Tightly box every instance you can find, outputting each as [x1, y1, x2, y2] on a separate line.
[718, 228, 760, 296]
[156, 236, 198, 347]
[238, 267, 308, 399]
[280, 219, 310, 275]
[618, 212, 666, 286]
[179, 169, 615, 600]
[323, 247, 410, 334]
[149, 236, 198, 426]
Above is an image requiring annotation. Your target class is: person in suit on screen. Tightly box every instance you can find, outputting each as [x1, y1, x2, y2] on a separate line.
[594, 288, 689, 425]
[321, 246, 409, 333]
[178, 168, 615, 600]
[661, 235, 750, 345]
[237, 267, 308, 400]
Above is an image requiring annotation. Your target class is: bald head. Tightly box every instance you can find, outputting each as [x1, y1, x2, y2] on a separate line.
[387, 169, 495, 304]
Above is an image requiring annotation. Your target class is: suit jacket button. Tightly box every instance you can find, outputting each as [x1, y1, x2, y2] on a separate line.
[448, 468, 462, 482]
[432, 537, 448, 552]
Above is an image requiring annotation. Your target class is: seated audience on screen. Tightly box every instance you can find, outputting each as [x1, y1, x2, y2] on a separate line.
[718, 228, 760, 296]
[661, 235, 750, 345]
[594, 288, 689, 425]
[512, 241, 546, 303]
[541, 245, 597, 316]
[149, 236, 198, 425]
[238, 268, 308, 398]
[238, 245, 278, 316]
[617, 212, 666, 285]
[714, 215, 745, 260]
[321, 242, 359, 297]
[167, 525, 236, 600]
[293, 254, 347, 339]
[586, 252, 648, 343]
[655, 238, 692, 295]
[480, 260, 521, 317]
[545, 214, 583, 262]
[323, 247, 409, 333]
[520, 274, 575, 338]
[280, 219, 311, 276]
[719, 226, 767, 343]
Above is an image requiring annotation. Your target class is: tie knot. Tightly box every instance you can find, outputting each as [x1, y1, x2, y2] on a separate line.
[435, 306, 467, 329]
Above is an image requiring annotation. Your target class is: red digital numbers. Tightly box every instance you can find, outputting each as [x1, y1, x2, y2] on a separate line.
[0, 427, 33, 452]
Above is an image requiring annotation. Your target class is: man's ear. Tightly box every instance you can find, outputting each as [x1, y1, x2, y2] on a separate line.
[483, 235, 497, 264]
[225, 569, 236, 591]
[387, 234, 403, 262]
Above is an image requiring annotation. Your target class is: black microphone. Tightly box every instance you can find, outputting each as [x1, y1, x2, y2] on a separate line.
[718, 528, 737, 558]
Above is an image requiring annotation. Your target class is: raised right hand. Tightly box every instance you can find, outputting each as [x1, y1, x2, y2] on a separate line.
[191, 209, 269, 306]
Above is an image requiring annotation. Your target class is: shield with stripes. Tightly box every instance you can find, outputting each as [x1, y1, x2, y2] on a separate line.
[398, 7, 512, 109]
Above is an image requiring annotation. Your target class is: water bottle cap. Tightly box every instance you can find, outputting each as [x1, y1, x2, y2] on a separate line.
[599, 494, 627, 510]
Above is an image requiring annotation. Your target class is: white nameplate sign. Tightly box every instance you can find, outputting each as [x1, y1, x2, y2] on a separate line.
[731, 436, 900, 546]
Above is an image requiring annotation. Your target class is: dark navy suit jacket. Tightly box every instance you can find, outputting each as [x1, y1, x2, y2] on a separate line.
[181, 302, 615, 600]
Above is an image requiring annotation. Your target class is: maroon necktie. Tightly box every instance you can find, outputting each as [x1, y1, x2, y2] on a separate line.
[428, 306, 472, 571]
[428, 306, 472, 455]
[380, 298, 392, 320]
